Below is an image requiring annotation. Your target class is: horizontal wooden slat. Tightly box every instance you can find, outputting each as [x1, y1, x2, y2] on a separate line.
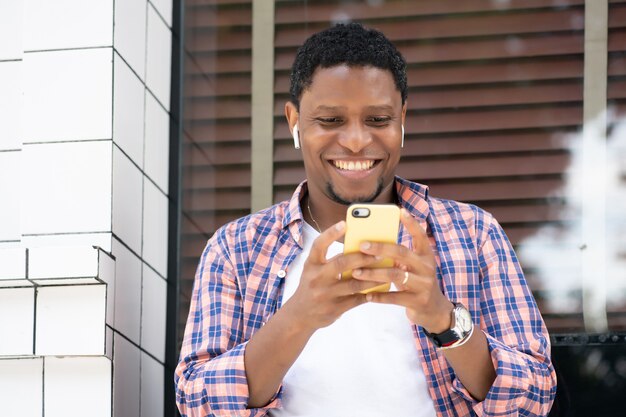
[274, 8, 584, 48]
[609, 54, 626, 76]
[275, 57, 585, 92]
[184, 73, 251, 97]
[187, 52, 252, 75]
[405, 106, 582, 133]
[183, 122, 250, 143]
[187, 166, 251, 189]
[274, 0, 586, 24]
[186, 0, 250, 6]
[275, 32, 583, 70]
[609, 3, 626, 29]
[182, 210, 253, 235]
[185, 5, 252, 29]
[478, 203, 575, 224]
[608, 79, 626, 99]
[428, 178, 568, 202]
[184, 142, 251, 166]
[186, 96, 251, 119]
[609, 28, 626, 51]
[185, 27, 251, 53]
[183, 188, 251, 211]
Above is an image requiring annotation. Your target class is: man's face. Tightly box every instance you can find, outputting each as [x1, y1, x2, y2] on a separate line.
[291, 64, 406, 205]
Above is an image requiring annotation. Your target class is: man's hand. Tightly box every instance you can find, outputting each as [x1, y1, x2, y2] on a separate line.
[350, 208, 454, 333]
[284, 220, 385, 332]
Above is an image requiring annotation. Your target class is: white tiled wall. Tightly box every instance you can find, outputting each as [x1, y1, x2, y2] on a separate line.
[112, 238, 143, 344]
[0, 2, 24, 61]
[0, 61, 22, 151]
[113, 147, 144, 255]
[35, 281, 106, 356]
[146, 4, 172, 110]
[114, 0, 147, 81]
[143, 179, 169, 277]
[0, 282, 35, 356]
[21, 141, 113, 235]
[141, 264, 167, 361]
[113, 333, 141, 417]
[0, 0, 173, 416]
[0, 151, 21, 242]
[141, 351, 165, 417]
[22, 48, 113, 143]
[0, 358, 43, 417]
[0, 247, 27, 279]
[45, 356, 112, 417]
[23, 0, 113, 51]
[145, 90, 170, 193]
[114, 53, 146, 167]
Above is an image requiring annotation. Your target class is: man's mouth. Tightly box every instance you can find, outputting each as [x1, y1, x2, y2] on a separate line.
[331, 159, 378, 171]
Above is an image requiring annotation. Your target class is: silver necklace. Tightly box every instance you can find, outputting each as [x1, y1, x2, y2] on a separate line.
[306, 196, 323, 233]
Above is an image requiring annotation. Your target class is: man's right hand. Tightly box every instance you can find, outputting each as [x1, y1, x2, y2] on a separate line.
[284, 220, 384, 331]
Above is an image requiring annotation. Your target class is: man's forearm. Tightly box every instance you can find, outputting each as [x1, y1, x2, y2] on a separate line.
[442, 328, 496, 401]
[244, 301, 315, 408]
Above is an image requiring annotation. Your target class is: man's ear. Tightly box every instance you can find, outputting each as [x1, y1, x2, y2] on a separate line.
[285, 101, 299, 134]
[285, 101, 300, 149]
[401, 102, 407, 127]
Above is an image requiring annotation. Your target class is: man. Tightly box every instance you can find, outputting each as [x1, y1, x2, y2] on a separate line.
[175, 23, 557, 417]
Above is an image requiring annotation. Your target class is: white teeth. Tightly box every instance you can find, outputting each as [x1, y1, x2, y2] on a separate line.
[333, 160, 374, 171]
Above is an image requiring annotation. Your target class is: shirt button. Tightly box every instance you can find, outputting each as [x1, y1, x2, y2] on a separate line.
[277, 270, 286, 278]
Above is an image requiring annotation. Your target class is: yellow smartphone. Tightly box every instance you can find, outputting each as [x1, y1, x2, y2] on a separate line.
[342, 203, 400, 294]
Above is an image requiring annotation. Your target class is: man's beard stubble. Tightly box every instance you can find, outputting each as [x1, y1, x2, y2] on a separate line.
[325, 178, 385, 206]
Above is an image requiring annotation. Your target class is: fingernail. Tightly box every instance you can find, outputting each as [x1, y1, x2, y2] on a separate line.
[375, 255, 383, 261]
[353, 268, 362, 277]
[335, 221, 345, 231]
[401, 208, 410, 218]
[360, 241, 371, 250]
[366, 293, 373, 302]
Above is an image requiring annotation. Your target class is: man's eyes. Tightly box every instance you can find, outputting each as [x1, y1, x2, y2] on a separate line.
[367, 116, 391, 124]
[317, 117, 342, 124]
[315, 117, 391, 125]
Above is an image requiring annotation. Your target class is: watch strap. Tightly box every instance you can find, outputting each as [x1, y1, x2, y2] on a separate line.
[424, 302, 473, 349]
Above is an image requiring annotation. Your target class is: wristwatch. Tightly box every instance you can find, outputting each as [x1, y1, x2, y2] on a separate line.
[424, 302, 474, 349]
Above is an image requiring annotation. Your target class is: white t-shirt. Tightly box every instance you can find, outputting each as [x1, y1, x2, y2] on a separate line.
[269, 222, 437, 417]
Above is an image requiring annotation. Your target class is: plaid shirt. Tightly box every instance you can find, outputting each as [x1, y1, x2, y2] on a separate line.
[175, 177, 556, 417]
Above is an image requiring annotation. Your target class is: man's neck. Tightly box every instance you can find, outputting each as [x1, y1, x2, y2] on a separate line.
[303, 182, 396, 233]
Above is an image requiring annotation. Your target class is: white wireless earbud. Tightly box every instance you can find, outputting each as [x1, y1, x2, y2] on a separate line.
[293, 124, 300, 149]
[401, 125, 405, 148]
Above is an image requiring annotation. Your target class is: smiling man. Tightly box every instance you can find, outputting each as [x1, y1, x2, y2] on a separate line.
[175, 23, 557, 417]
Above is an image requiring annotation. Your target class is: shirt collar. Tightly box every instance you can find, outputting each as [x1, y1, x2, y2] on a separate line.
[394, 176, 430, 221]
[283, 180, 307, 230]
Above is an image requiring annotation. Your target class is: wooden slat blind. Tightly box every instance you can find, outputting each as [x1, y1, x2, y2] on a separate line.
[607, 0, 626, 330]
[177, 0, 626, 337]
[180, 0, 253, 309]
[272, 0, 587, 332]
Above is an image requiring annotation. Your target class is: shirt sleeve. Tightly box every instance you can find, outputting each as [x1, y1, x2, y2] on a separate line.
[450, 217, 557, 417]
[174, 228, 282, 417]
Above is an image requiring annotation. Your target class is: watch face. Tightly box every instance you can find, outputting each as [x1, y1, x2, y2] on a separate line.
[455, 305, 473, 333]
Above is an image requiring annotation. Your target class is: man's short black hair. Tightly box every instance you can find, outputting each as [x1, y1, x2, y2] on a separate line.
[289, 22, 408, 110]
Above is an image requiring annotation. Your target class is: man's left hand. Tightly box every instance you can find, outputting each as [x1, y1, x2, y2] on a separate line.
[351, 208, 454, 334]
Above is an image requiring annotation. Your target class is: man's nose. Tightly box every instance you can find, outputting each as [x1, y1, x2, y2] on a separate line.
[337, 123, 372, 153]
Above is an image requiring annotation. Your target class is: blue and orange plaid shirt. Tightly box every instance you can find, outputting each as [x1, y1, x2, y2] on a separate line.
[175, 177, 557, 417]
